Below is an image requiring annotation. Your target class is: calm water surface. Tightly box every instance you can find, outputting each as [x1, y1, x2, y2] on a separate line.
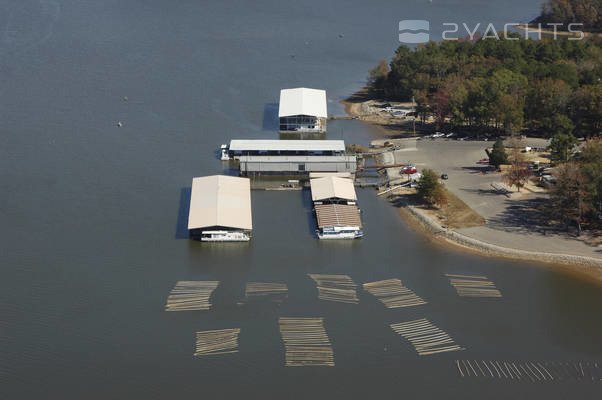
[1, 1, 601, 399]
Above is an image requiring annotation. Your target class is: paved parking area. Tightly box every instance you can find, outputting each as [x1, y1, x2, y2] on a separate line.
[390, 138, 601, 259]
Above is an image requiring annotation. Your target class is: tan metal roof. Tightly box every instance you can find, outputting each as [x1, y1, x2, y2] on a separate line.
[315, 204, 362, 228]
[188, 175, 252, 231]
[310, 176, 357, 202]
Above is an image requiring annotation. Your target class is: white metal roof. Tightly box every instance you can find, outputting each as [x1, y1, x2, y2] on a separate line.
[278, 88, 327, 118]
[310, 176, 357, 201]
[229, 139, 345, 152]
[188, 175, 252, 231]
[237, 155, 356, 162]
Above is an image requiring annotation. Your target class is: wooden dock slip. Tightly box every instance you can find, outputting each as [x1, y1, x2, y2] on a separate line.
[362, 278, 427, 308]
[454, 359, 602, 382]
[279, 317, 335, 367]
[194, 328, 240, 357]
[445, 274, 502, 298]
[245, 282, 288, 303]
[308, 274, 359, 304]
[165, 281, 219, 311]
[390, 318, 464, 356]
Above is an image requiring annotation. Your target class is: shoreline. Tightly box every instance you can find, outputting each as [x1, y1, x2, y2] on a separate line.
[397, 203, 602, 285]
[514, 24, 602, 38]
[340, 88, 602, 282]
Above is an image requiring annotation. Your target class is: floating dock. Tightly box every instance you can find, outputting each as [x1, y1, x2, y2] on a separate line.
[445, 273, 502, 298]
[308, 274, 359, 304]
[363, 278, 427, 308]
[279, 317, 335, 367]
[390, 318, 464, 356]
[165, 281, 220, 311]
[194, 328, 240, 357]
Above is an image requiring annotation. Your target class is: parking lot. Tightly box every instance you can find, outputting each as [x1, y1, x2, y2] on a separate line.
[386, 137, 601, 259]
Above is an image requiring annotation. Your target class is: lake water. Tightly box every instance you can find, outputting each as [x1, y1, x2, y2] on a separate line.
[1, 1, 601, 399]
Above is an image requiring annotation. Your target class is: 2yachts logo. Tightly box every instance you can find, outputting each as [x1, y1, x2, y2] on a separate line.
[399, 21, 585, 43]
[398, 20, 430, 43]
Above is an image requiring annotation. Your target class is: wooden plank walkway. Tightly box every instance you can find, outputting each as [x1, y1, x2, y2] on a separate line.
[445, 274, 502, 298]
[455, 360, 602, 382]
[363, 278, 427, 308]
[279, 317, 334, 367]
[390, 318, 464, 356]
[165, 281, 219, 311]
[308, 274, 359, 304]
[194, 328, 240, 357]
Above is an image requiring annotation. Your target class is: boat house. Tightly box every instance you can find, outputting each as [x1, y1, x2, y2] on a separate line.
[278, 88, 327, 134]
[187, 175, 252, 241]
[225, 140, 356, 176]
[310, 175, 363, 239]
[310, 175, 357, 205]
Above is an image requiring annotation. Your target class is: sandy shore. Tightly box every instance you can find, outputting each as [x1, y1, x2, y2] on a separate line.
[342, 87, 602, 280]
[514, 24, 602, 38]
[341, 87, 423, 137]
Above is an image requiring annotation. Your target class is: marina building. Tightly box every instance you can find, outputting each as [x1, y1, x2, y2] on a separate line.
[278, 88, 327, 134]
[187, 175, 252, 242]
[224, 140, 357, 175]
[310, 175, 363, 239]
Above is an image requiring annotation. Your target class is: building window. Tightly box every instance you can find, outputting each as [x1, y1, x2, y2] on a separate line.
[298, 164, 305, 171]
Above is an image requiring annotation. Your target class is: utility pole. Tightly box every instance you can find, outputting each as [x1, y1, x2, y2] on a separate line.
[412, 96, 416, 136]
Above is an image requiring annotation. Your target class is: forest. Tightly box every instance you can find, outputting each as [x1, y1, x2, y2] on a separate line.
[369, 34, 601, 139]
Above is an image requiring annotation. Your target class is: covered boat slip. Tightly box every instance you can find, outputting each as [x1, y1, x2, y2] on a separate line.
[314, 204, 363, 239]
[310, 176, 357, 204]
[278, 88, 327, 133]
[311, 175, 363, 239]
[228, 139, 345, 156]
[314, 204, 362, 229]
[187, 175, 252, 241]
[238, 155, 357, 175]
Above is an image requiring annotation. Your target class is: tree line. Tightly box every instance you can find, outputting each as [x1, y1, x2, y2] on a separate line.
[533, 0, 601, 33]
[368, 34, 601, 140]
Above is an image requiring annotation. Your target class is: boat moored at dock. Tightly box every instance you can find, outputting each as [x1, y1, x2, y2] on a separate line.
[317, 226, 363, 239]
[199, 230, 250, 242]
[187, 175, 253, 242]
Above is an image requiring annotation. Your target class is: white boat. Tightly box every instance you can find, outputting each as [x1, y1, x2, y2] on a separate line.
[220, 144, 230, 161]
[317, 226, 363, 240]
[200, 230, 250, 242]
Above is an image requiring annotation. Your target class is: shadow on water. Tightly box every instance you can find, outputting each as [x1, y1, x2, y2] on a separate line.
[301, 188, 317, 237]
[175, 187, 191, 239]
[262, 103, 278, 132]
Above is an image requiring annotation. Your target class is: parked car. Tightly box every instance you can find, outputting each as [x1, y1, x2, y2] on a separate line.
[432, 132, 445, 138]
[384, 141, 394, 147]
[401, 165, 417, 174]
[441, 174, 449, 180]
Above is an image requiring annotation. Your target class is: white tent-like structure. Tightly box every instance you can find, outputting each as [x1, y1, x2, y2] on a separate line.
[188, 175, 252, 241]
[279, 88, 327, 133]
